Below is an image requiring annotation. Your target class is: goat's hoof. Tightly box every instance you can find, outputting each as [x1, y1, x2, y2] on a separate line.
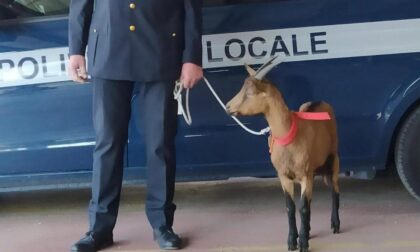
[288, 235, 298, 251]
[288, 245, 298, 251]
[331, 220, 340, 234]
[298, 241, 309, 252]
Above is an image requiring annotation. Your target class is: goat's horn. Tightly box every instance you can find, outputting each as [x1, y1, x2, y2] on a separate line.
[254, 56, 282, 80]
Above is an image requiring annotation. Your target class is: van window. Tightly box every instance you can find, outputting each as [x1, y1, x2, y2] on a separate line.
[0, 0, 69, 20]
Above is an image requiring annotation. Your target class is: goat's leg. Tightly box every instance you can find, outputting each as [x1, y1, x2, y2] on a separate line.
[299, 176, 313, 252]
[280, 175, 298, 251]
[331, 156, 340, 234]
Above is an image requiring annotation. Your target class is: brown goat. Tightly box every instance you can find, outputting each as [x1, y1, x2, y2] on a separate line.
[226, 59, 340, 252]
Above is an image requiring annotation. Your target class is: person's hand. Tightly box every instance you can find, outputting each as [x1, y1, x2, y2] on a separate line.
[68, 55, 88, 83]
[180, 62, 203, 89]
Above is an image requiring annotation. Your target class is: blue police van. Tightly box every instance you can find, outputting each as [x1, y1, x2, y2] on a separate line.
[1, 0, 420, 200]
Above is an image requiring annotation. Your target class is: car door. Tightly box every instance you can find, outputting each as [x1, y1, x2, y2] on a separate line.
[0, 0, 95, 189]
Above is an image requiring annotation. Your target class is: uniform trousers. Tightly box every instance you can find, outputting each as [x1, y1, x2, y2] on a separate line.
[88, 78, 178, 235]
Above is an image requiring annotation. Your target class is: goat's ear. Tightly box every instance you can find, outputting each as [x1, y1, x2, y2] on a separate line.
[256, 83, 269, 97]
[245, 64, 256, 76]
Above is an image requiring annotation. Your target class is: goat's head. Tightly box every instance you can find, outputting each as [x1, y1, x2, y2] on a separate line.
[226, 57, 281, 116]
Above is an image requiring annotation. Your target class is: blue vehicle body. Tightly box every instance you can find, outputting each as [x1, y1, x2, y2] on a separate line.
[1, 0, 420, 191]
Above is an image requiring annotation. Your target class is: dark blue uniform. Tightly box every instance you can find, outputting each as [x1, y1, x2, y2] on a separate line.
[69, 0, 202, 81]
[68, 0, 202, 236]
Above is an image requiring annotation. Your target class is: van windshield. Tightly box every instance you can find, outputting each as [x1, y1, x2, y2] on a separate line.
[0, 0, 69, 20]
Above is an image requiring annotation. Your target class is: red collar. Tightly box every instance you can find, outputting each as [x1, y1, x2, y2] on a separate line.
[269, 112, 331, 152]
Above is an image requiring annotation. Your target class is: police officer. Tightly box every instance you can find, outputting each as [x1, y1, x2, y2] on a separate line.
[67, 0, 203, 251]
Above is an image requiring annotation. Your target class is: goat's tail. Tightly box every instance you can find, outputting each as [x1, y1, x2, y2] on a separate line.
[320, 154, 335, 187]
[323, 175, 332, 187]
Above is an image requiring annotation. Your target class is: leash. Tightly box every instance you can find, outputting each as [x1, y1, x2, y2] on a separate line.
[173, 80, 192, 125]
[174, 77, 270, 136]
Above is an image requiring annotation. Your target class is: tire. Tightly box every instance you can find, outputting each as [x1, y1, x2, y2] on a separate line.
[395, 106, 420, 201]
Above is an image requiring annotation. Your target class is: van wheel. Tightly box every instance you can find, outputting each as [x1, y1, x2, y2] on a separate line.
[395, 107, 420, 201]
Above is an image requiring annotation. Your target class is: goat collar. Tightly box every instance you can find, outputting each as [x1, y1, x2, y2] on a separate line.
[269, 112, 331, 151]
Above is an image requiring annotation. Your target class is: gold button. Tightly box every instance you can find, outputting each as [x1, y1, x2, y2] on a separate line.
[129, 3, 135, 9]
[129, 25, 136, 31]
[172, 33, 176, 37]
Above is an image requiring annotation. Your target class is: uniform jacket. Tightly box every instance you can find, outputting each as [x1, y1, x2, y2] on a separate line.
[68, 0, 202, 82]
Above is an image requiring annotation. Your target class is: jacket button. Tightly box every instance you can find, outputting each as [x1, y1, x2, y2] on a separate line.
[129, 25, 136, 31]
[129, 3, 135, 9]
[172, 33, 176, 37]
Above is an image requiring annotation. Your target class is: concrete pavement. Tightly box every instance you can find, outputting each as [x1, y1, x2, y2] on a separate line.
[1, 176, 420, 252]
